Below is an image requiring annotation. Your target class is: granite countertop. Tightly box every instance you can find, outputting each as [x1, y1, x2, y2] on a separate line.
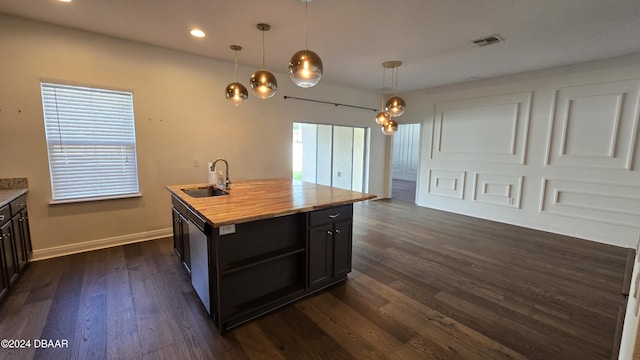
[166, 178, 376, 228]
[0, 188, 28, 208]
[0, 178, 28, 208]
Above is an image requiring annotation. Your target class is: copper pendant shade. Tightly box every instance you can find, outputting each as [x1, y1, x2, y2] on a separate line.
[381, 119, 398, 135]
[385, 96, 406, 118]
[250, 23, 278, 99]
[225, 45, 248, 106]
[289, 0, 323, 88]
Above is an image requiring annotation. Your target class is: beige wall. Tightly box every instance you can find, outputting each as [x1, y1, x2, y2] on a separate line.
[0, 14, 387, 257]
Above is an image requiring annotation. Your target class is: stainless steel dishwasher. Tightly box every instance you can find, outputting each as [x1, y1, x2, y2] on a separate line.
[188, 218, 210, 315]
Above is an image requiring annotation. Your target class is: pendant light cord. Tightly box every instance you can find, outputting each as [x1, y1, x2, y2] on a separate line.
[381, 66, 386, 109]
[304, 0, 308, 50]
[261, 30, 266, 69]
[393, 66, 398, 96]
[234, 49, 239, 82]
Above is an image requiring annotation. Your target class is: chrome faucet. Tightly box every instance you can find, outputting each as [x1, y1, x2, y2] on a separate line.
[210, 158, 231, 190]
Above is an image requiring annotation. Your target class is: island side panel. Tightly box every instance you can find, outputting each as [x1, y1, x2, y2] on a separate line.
[214, 213, 307, 331]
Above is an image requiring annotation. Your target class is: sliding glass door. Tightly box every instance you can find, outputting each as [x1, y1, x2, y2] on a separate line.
[292, 122, 367, 192]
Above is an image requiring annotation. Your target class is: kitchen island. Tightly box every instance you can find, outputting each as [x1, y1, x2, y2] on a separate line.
[166, 178, 375, 332]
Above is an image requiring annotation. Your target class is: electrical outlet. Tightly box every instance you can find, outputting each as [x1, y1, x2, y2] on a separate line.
[507, 197, 514, 205]
[193, 159, 200, 167]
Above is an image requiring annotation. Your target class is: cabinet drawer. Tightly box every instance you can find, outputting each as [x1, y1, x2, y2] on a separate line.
[10, 194, 27, 215]
[0, 205, 9, 225]
[171, 195, 188, 217]
[309, 204, 352, 227]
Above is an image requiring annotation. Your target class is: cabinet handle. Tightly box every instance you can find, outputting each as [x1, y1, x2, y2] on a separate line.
[15, 203, 24, 206]
[0, 215, 4, 221]
[327, 230, 333, 236]
[328, 214, 340, 219]
[335, 229, 341, 234]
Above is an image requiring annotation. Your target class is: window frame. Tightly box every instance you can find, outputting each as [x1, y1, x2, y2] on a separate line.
[40, 80, 141, 204]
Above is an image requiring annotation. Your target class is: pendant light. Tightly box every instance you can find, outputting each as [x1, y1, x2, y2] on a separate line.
[382, 119, 398, 135]
[375, 63, 390, 125]
[385, 61, 406, 117]
[225, 45, 248, 106]
[250, 23, 278, 99]
[288, 0, 323, 88]
[378, 61, 402, 135]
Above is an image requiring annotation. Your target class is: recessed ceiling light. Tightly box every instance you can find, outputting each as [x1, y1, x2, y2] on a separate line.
[58, 0, 72, 2]
[190, 29, 206, 38]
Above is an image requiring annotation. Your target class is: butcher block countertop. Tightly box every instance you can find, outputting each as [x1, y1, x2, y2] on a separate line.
[166, 178, 376, 228]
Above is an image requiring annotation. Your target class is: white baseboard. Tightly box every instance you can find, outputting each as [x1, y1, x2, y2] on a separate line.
[32, 228, 173, 261]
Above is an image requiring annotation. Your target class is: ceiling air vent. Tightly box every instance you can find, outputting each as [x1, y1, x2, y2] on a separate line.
[472, 34, 504, 47]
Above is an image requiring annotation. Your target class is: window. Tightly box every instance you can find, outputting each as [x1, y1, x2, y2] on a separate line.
[292, 122, 368, 192]
[40, 81, 140, 203]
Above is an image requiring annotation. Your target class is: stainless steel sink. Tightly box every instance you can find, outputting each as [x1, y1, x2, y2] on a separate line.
[182, 186, 228, 198]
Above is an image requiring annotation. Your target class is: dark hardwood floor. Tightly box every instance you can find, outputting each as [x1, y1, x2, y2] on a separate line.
[391, 179, 416, 203]
[0, 199, 631, 360]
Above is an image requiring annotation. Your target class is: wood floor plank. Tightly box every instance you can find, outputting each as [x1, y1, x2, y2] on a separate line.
[72, 249, 108, 360]
[254, 309, 319, 359]
[0, 298, 51, 360]
[328, 280, 417, 344]
[73, 293, 107, 360]
[295, 296, 389, 360]
[104, 246, 142, 360]
[34, 252, 87, 360]
[305, 292, 410, 358]
[233, 322, 286, 360]
[277, 304, 354, 360]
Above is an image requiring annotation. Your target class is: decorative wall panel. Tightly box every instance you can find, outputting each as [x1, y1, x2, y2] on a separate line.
[540, 178, 640, 227]
[546, 79, 640, 170]
[472, 173, 523, 208]
[432, 92, 531, 164]
[427, 169, 466, 199]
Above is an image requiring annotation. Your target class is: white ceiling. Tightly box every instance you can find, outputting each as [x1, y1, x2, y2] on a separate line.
[1, 0, 640, 93]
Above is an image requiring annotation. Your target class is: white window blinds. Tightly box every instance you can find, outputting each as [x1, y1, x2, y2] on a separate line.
[41, 82, 140, 203]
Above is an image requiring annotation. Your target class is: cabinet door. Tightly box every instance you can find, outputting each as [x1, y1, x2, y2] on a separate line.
[20, 210, 32, 261]
[0, 238, 7, 302]
[333, 220, 352, 279]
[308, 224, 333, 287]
[172, 208, 184, 259]
[0, 221, 18, 287]
[12, 214, 27, 271]
[181, 212, 190, 272]
[172, 208, 191, 273]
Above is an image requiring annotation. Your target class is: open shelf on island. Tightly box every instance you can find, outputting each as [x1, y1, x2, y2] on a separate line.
[220, 246, 305, 276]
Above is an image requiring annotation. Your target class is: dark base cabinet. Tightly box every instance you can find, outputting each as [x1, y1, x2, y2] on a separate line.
[308, 205, 353, 289]
[171, 197, 191, 273]
[170, 195, 355, 333]
[0, 192, 32, 305]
